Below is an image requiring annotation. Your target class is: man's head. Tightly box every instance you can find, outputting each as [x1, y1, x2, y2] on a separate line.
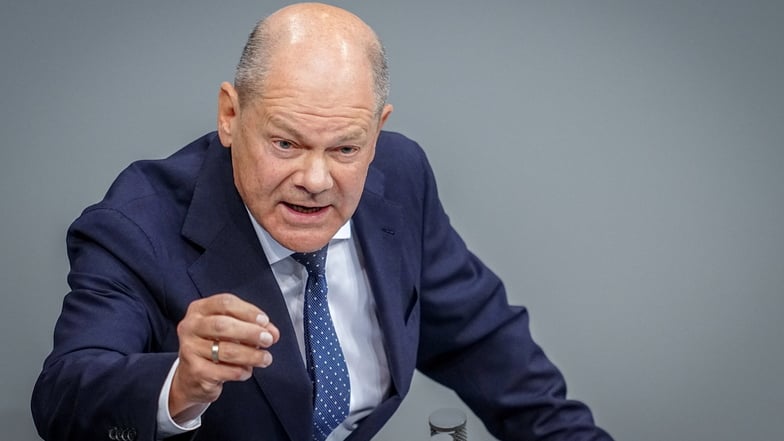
[234, 3, 390, 116]
[217, 3, 393, 252]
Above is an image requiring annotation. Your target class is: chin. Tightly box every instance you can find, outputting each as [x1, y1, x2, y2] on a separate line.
[277, 231, 334, 253]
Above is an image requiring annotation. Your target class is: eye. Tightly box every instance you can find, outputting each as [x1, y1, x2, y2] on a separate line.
[338, 146, 358, 155]
[273, 140, 294, 150]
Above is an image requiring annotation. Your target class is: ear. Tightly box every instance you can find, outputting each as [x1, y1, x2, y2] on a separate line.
[369, 104, 394, 161]
[217, 82, 240, 148]
[377, 103, 393, 131]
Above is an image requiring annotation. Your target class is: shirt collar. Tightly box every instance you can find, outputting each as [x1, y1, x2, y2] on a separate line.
[246, 207, 352, 266]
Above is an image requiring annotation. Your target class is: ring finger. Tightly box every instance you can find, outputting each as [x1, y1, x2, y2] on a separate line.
[204, 339, 272, 368]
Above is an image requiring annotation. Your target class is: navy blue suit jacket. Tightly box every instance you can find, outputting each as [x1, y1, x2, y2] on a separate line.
[32, 131, 611, 440]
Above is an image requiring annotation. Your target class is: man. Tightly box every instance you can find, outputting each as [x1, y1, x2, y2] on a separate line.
[32, 3, 613, 441]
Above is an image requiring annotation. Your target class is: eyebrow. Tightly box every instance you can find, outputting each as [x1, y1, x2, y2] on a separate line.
[268, 116, 368, 145]
[268, 117, 305, 140]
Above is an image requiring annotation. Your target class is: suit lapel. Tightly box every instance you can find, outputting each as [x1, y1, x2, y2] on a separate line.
[352, 166, 418, 400]
[182, 139, 312, 441]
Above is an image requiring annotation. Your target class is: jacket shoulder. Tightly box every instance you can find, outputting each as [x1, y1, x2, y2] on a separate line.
[97, 132, 217, 211]
[374, 130, 429, 169]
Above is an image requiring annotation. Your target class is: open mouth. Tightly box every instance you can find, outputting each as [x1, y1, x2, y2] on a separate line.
[285, 203, 326, 214]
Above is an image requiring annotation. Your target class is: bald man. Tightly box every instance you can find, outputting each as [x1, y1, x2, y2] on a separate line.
[32, 3, 613, 441]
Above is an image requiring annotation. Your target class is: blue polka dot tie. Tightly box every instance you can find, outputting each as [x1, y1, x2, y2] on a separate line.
[291, 247, 351, 441]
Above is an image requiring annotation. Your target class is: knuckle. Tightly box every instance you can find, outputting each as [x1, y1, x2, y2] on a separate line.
[176, 319, 191, 336]
[197, 378, 221, 400]
[219, 342, 237, 360]
[212, 316, 230, 334]
[178, 301, 205, 333]
[217, 293, 234, 310]
[185, 298, 202, 315]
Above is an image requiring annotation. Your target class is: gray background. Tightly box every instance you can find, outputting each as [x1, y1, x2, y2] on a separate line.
[2, 1, 782, 440]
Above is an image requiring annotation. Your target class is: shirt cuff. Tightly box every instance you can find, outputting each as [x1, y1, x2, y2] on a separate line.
[156, 358, 206, 439]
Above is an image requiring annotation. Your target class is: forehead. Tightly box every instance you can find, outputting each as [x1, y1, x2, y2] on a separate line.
[277, 60, 373, 104]
[264, 33, 376, 103]
[244, 52, 378, 135]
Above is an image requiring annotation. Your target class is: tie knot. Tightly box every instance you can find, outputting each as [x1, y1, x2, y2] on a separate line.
[291, 246, 328, 276]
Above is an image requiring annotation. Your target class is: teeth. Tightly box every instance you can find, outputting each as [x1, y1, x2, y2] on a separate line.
[290, 204, 321, 214]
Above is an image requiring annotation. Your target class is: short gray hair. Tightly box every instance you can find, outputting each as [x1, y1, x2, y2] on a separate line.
[234, 19, 390, 115]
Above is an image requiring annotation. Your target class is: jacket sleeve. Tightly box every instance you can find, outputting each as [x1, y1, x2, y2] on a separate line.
[32, 206, 180, 441]
[409, 145, 613, 441]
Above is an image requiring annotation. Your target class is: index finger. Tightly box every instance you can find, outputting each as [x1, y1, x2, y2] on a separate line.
[199, 293, 270, 326]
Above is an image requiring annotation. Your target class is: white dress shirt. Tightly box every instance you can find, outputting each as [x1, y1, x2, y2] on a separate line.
[157, 216, 391, 440]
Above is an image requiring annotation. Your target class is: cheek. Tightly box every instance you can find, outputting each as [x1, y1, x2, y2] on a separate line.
[245, 167, 281, 199]
[233, 151, 278, 201]
[335, 166, 369, 203]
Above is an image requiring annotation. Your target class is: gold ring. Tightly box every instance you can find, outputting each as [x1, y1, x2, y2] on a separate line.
[211, 341, 220, 364]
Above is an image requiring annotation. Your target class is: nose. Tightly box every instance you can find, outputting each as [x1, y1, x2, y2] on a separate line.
[296, 153, 334, 194]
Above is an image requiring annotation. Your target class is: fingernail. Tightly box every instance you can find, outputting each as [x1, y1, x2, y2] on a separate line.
[259, 331, 273, 346]
[261, 352, 273, 367]
[256, 313, 269, 326]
